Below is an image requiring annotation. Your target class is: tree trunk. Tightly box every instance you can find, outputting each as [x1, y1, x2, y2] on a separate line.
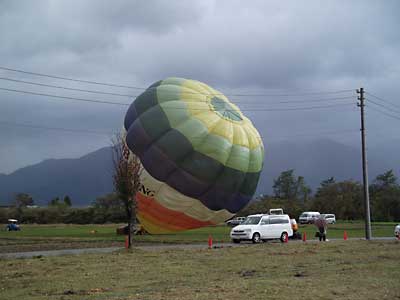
[127, 205, 132, 248]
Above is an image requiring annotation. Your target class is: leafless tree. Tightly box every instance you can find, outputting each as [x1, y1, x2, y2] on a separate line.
[111, 133, 142, 248]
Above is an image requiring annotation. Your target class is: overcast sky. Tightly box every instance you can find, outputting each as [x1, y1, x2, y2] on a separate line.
[0, 0, 399, 174]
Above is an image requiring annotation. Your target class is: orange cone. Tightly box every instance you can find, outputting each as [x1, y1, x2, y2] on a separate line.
[343, 230, 348, 241]
[302, 232, 307, 242]
[125, 236, 129, 249]
[208, 235, 213, 249]
[284, 233, 289, 243]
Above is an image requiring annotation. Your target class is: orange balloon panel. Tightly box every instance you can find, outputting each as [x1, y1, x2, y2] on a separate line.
[136, 192, 214, 234]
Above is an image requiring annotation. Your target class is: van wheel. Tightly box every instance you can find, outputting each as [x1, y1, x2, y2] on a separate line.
[280, 232, 288, 243]
[232, 239, 240, 244]
[252, 233, 261, 243]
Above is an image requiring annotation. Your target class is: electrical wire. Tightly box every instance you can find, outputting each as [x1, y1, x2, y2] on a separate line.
[0, 119, 360, 140]
[0, 66, 354, 97]
[367, 104, 400, 121]
[0, 76, 355, 105]
[0, 87, 129, 106]
[0, 77, 134, 98]
[367, 98, 400, 115]
[365, 92, 400, 110]
[0, 86, 355, 111]
[269, 129, 360, 139]
[0, 66, 145, 90]
[0, 120, 114, 136]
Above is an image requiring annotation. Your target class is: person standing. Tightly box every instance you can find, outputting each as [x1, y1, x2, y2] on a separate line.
[314, 217, 327, 241]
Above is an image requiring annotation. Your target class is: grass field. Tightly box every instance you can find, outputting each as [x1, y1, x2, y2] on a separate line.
[0, 221, 397, 253]
[0, 240, 399, 299]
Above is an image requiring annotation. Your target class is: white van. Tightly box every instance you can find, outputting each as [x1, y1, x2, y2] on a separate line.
[321, 214, 336, 224]
[230, 214, 293, 243]
[299, 211, 320, 224]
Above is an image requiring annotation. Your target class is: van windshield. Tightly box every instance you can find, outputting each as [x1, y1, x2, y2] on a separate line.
[300, 213, 308, 218]
[242, 216, 261, 225]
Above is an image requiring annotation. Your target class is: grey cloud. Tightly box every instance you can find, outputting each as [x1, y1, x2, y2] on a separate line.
[0, 0, 400, 174]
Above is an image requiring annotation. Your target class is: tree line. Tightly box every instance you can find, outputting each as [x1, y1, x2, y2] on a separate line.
[0, 193, 126, 224]
[241, 169, 400, 222]
[1, 169, 399, 224]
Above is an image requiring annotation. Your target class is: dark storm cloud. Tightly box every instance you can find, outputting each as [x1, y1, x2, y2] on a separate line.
[0, 0, 399, 173]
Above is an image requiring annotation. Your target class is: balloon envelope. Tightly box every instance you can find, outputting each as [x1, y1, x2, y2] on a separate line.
[124, 78, 264, 233]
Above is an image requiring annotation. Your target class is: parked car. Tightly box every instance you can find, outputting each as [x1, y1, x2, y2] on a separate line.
[395, 224, 400, 238]
[230, 214, 293, 243]
[321, 214, 336, 224]
[5, 219, 20, 231]
[226, 217, 246, 227]
[299, 211, 320, 224]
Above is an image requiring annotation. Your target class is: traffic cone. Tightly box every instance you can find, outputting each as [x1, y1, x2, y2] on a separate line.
[343, 230, 348, 241]
[125, 236, 129, 249]
[208, 235, 213, 249]
[284, 233, 289, 243]
[302, 232, 307, 242]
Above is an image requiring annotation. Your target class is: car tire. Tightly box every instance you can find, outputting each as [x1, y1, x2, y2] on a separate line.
[252, 233, 261, 244]
[232, 239, 240, 244]
[280, 232, 288, 243]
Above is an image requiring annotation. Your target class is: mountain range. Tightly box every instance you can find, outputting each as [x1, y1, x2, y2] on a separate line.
[0, 139, 399, 206]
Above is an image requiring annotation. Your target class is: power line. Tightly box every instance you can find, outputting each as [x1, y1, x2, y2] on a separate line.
[269, 129, 360, 139]
[0, 120, 114, 136]
[0, 76, 355, 105]
[0, 119, 360, 140]
[0, 77, 135, 98]
[240, 103, 353, 112]
[367, 105, 400, 121]
[367, 98, 400, 115]
[234, 96, 354, 105]
[0, 86, 354, 111]
[0, 65, 354, 97]
[365, 92, 400, 110]
[0, 87, 129, 106]
[0, 66, 145, 90]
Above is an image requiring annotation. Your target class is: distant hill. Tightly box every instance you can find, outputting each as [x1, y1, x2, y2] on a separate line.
[0, 139, 398, 206]
[0, 147, 114, 206]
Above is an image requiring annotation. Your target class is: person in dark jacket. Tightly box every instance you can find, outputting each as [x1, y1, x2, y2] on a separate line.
[314, 217, 327, 241]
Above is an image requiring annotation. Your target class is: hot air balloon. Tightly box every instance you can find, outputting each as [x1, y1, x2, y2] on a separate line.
[124, 77, 264, 234]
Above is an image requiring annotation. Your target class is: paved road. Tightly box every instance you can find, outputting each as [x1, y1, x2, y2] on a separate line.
[0, 247, 123, 259]
[0, 237, 396, 259]
[0, 242, 237, 259]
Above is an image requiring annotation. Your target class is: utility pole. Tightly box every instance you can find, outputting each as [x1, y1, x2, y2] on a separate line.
[357, 87, 372, 240]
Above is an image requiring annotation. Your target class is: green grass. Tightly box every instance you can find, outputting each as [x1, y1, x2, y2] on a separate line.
[1, 240, 399, 300]
[298, 221, 397, 239]
[0, 221, 397, 253]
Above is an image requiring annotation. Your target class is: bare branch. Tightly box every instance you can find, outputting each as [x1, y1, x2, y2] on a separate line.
[111, 132, 143, 247]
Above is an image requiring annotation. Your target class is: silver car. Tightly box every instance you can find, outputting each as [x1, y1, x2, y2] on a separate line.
[321, 214, 336, 224]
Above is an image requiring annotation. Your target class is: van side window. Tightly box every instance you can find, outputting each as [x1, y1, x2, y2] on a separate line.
[280, 217, 289, 224]
[269, 217, 280, 224]
[269, 217, 289, 224]
[260, 217, 269, 225]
